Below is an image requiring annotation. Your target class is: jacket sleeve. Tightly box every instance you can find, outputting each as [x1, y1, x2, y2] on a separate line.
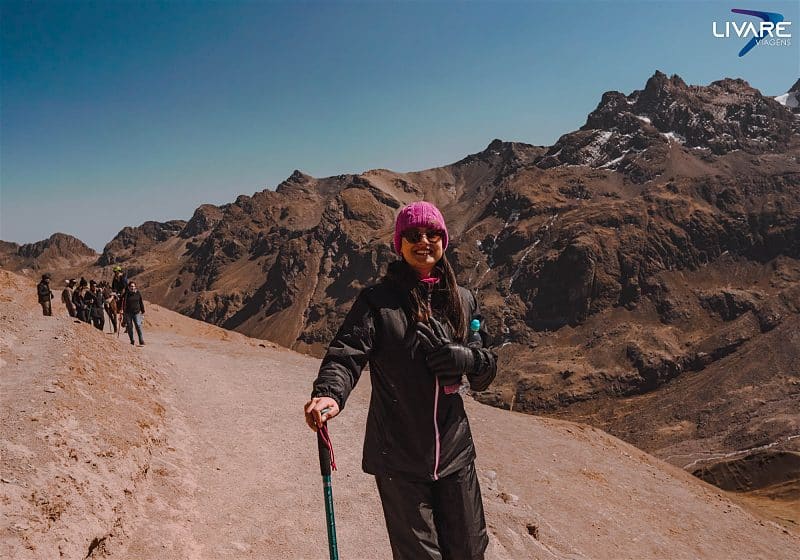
[311, 288, 375, 411]
[465, 290, 497, 392]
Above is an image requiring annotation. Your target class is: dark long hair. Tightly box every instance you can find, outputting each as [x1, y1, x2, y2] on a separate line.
[383, 255, 467, 343]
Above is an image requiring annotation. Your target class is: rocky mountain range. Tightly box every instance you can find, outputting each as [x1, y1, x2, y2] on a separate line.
[0, 233, 97, 274]
[3, 71, 799, 513]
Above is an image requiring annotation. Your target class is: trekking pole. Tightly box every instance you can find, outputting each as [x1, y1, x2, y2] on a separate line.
[317, 407, 339, 560]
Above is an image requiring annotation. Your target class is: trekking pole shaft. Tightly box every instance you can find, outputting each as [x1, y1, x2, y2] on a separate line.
[321, 472, 339, 560]
[316, 408, 339, 560]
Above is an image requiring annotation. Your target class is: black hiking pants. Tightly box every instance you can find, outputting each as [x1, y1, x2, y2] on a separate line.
[375, 461, 488, 560]
[91, 313, 104, 331]
[77, 307, 90, 323]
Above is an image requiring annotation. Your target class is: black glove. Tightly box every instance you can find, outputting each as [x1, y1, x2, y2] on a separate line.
[415, 318, 451, 353]
[426, 343, 476, 385]
[416, 319, 476, 385]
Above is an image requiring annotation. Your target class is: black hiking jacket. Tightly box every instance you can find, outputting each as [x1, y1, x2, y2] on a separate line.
[87, 289, 105, 318]
[312, 261, 497, 481]
[37, 281, 52, 303]
[112, 275, 128, 296]
[72, 288, 86, 310]
[123, 291, 145, 315]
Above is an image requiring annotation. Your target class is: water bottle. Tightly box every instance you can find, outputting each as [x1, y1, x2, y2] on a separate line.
[467, 318, 482, 348]
[456, 318, 483, 395]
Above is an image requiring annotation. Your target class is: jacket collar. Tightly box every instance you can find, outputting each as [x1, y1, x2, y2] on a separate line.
[383, 260, 443, 293]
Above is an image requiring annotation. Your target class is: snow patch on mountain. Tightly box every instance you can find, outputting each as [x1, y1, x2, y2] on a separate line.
[662, 131, 686, 144]
[775, 92, 798, 109]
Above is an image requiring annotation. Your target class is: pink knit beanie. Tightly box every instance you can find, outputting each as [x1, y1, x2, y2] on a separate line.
[393, 201, 449, 254]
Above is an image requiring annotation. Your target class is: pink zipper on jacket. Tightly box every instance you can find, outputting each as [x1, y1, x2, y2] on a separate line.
[432, 376, 441, 480]
[421, 275, 441, 480]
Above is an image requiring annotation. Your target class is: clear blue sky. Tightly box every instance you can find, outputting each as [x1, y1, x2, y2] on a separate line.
[2, 0, 798, 250]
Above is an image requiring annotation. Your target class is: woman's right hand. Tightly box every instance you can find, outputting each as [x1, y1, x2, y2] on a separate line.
[304, 396, 340, 432]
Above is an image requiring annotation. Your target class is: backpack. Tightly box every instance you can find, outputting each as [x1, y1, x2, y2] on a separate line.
[37, 282, 50, 301]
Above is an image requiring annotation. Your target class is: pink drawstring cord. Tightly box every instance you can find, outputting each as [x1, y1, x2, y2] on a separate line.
[319, 423, 337, 471]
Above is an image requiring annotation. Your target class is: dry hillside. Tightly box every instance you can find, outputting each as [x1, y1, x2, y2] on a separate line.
[1, 270, 798, 559]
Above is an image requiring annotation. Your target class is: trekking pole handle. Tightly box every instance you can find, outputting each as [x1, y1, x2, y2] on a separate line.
[317, 407, 332, 476]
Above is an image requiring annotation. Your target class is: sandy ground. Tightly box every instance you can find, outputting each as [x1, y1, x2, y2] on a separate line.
[2, 270, 799, 559]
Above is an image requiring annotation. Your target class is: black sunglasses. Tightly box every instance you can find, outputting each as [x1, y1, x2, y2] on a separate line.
[402, 229, 444, 244]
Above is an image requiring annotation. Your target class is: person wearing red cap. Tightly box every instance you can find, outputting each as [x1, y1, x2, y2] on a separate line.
[305, 201, 497, 559]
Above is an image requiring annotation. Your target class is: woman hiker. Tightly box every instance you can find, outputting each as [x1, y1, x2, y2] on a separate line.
[304, 201, 497, 559]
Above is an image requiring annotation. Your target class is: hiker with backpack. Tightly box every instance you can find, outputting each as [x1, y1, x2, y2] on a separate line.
[36, 274, 54, 316]
[304, 201, 497, 560]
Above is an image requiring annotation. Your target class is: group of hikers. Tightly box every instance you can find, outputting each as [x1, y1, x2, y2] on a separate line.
[36, 266, 146, 346]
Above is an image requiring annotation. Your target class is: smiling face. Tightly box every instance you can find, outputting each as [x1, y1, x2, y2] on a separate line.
[399, 227, 444, 277]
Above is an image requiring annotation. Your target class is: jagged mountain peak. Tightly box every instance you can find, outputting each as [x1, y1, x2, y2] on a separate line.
[17, 233, 96, 259]
[641, 70, 688, 97]
[486, 138, 505, 150]
[288, 169, 313, 183]
[537, 72, 798, 173]
[274, 169, 317, 196]
[453, 139, 544, 172]
[180, 204, 225, 239]
[707, 76, 756, 93]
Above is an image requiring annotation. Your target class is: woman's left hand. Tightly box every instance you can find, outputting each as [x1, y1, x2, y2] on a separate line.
[415, 318, 451, 353]
[426, 343, 476, 379]
[416, 319, 476, 381]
